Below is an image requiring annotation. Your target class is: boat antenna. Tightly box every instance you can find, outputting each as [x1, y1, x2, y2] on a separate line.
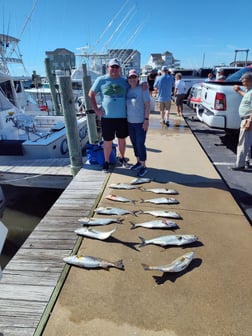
[18, 0, 39, 41]
[92, 0, 130, 51]
[8, 0, 39, 58]
[101, 3, 136, 53]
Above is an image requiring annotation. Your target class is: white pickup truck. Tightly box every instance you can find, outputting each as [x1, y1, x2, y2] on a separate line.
[196, 66, 252, 132]
[173, 68, 212, 98]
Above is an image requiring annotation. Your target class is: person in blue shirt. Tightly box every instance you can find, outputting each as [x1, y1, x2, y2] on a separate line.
[89, 58, 129, 172]
[126, 69, 151, 177]
[153, 66, 173, 126]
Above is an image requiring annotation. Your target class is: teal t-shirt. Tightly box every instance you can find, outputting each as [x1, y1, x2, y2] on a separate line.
[91, 74, 128, 118]
[239, 87, 252, 118]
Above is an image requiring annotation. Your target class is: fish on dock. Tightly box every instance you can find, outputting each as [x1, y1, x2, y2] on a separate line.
[63, 255, 124, 270]
[138, 234, 198, 247]
[140, 197, 179, 205]
[139, 209, 182, 219]
[106, 194, 136, 204]
[141, 251, 195, 273]
[141, 188, 179, 195]
[109, 183, 140, 190]
[78, 217, 123, 226]
[74, 226, 117, 240]
[130, 177, 152, 185]
[94, 206, 137, 216]
[130, 219, 178, 230]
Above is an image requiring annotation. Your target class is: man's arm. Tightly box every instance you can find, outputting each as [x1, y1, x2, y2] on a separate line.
[88, 89, 104, 116]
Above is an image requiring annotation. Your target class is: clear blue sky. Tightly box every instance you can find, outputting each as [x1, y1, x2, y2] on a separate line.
[1, 0, 252, 76]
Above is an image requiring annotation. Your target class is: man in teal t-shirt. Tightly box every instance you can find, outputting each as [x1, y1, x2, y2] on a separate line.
[89, 58, 129, 172]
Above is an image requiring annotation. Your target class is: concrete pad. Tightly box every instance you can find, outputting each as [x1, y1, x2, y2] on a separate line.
[42, 105, 252, 336]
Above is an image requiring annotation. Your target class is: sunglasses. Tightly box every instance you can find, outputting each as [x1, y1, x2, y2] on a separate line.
[129, 75, 137, 79]
[110, 65, 120, 69]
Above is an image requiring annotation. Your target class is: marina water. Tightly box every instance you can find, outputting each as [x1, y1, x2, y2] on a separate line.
[0, 185, 62, 269]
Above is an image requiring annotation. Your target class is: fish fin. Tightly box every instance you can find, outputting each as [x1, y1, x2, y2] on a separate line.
[129, 221, 136, 230]
[141, 263, 150, 270]
[138, 236, 146, 247]
[139, 186, 145, 191]
[114, 259, 125, 270]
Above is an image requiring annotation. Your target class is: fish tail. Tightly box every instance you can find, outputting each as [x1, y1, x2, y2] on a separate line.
[138, 209, 144, 214]
[133, 210, 138, 217]
[116, 217, 123, 224]
[129, 221, 136, 230]
[138, 236, 146, 247]
[140, 198, 144, 203]
[131, 200, 137, 205]
[141, 263, 150, 270]
[114, 259, 125, 270]
[139, 186, 145, 191]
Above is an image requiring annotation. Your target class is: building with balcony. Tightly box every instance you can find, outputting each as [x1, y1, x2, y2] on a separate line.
[45, 48, 76, 75]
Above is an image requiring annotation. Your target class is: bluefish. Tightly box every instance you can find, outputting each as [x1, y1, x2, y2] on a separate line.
[109, 183, 140, 190]
[95, 206, 137, 216]
[106, 194, 136, 204]
[139, 209, 182, 219]
[63, 255, 124, 270]
[78, 217, 123, 226]
[142, 188, 179, 195]
[130, 219, 178, 230]
[142, 251, 195, 273]
[138, 234, 198, 247]
[140, 197, 179, 205]
[130, 177, 152, 185]
[74, 226, 117, 240]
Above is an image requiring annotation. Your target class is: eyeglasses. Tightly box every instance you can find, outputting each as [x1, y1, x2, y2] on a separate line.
[129, 75, 137, 79]
[110, 65, 120, 69]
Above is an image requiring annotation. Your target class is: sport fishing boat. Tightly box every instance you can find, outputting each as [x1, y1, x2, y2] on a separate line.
[0, 71, 88, 158]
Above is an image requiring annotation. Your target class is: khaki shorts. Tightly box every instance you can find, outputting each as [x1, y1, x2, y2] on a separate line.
[159, 101, 171, 112]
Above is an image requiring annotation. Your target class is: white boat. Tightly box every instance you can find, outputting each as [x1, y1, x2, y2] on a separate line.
[0, 71, 88, 159]
[25, 80, 84, 114]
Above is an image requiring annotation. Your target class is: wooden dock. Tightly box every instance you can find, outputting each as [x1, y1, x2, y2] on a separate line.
[0, 164, 108, 336]
[0, 157, 77, 189]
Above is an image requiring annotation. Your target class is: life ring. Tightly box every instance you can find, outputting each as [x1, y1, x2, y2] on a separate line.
[60, 138, 68, 155]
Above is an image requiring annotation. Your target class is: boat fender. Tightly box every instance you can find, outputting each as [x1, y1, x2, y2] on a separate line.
[60, 139, 68, 155]
[79, 126, 87, 140]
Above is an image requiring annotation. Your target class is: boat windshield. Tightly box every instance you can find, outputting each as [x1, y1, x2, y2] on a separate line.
[226, 66, 252, 82]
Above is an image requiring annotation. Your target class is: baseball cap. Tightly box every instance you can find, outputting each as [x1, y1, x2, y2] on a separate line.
[128, 69, 139, 77]
[108, 58, 120, 67]
[161, 66, 168, 71]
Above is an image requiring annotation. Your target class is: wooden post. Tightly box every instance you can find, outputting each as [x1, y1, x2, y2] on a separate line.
[58, 76, 83, 176]
[44, 58, 61, 116]
[82, 64, 98, 144]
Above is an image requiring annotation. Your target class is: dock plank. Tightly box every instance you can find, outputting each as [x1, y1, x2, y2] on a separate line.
[0, 166, 107, 335]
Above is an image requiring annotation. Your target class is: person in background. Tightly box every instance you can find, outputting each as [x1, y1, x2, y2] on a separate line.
[88, 58, 129, 173]
[153, 66, 173, 126]
[205, 72, 215, 81]
[147, 69, 157, 96]
[174, 72, 186, 117]
[126, 69, 151, 177]
[216, 68, 226, 81]
[231, 72, 252, 171]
